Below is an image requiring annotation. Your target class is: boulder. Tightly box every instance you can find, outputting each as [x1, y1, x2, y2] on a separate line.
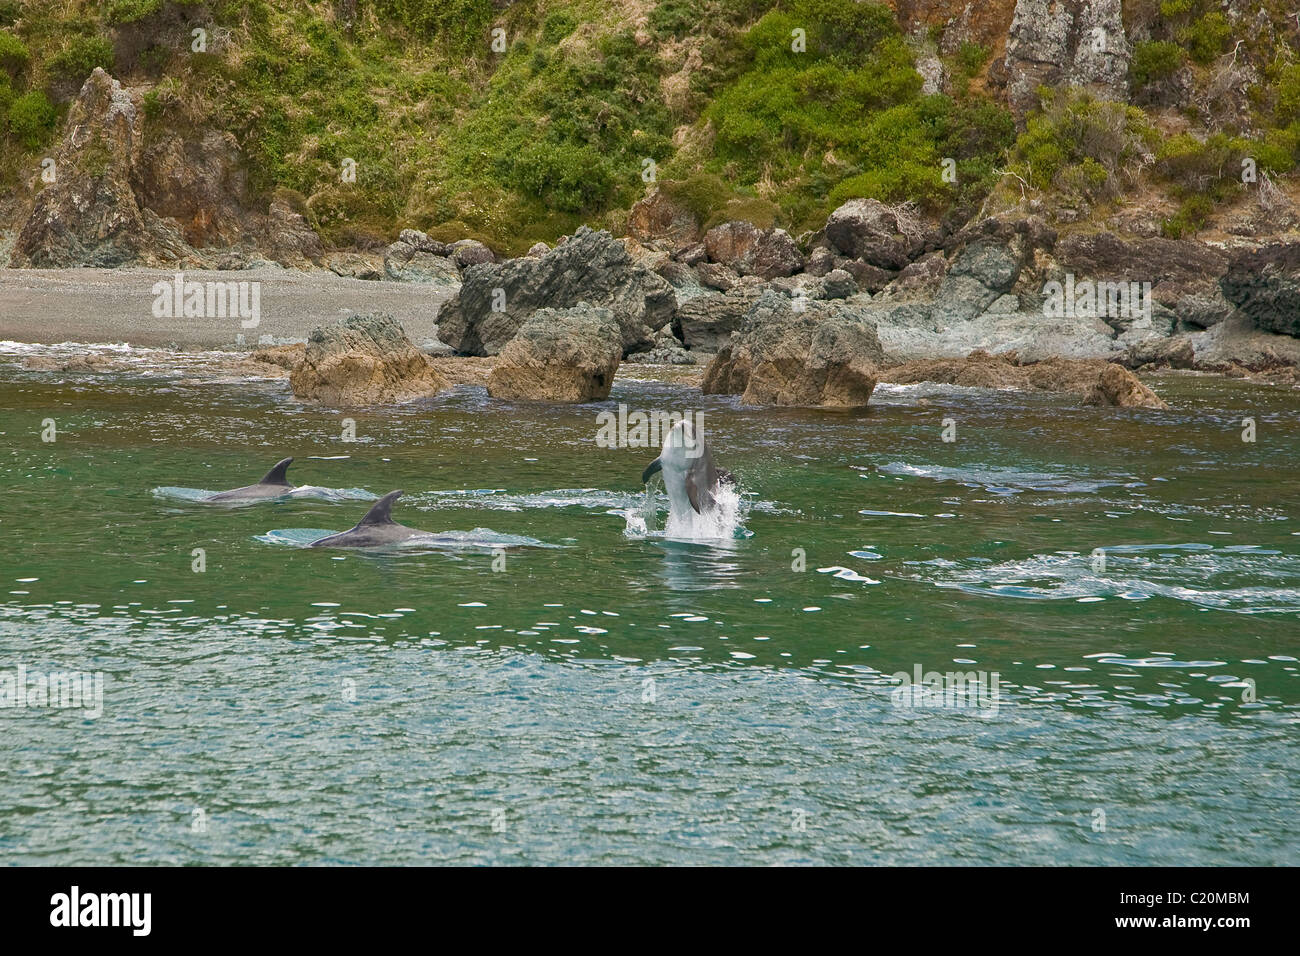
[627, 187, 700, 249]
[384, 232, 461, 285]
[701, 291, 884, 407]
[451, 239, 496, 269]
[328, 253, 383, 281]
[1086, 362, 1168, 409]
[486, 305, 622, 402]
[1220, 242, 1300, 337]
[823, 199, 923, 269]
[289, 312, 449, 405]
[624, 326, 696, 365]
[674, 290, 759, 352]
[702, 221, 803, 278]
[525, 242, 550, 258]
[437, 226, 676, 356]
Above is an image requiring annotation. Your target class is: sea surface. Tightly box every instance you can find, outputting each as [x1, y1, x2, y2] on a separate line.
[1, 342, 1297, 865]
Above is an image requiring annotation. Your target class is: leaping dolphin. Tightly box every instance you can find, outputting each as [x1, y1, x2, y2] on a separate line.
[641, 420, 734, 520]
[309, 490, 428, 548]
[204, 457, 295, 502]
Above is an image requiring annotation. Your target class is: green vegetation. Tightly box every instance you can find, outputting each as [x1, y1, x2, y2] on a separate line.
[7, 89, 56, 147]
[48, 35, 114, 83]
[0, 0, 1296, 251]
[1130, 40, 1184, 89]
[0, 28, 28, 76]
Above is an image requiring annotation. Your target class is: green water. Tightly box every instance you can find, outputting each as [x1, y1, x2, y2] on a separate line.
[1, 345, 1297, 865]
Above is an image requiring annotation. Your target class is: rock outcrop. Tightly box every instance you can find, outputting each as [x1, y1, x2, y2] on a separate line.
[878, 349, 1168, 408]
[628, 187, 700, 250]
[673, 290, 759, 352]
[289, 312, 449, 405]
[9, 68, 324, 269]
[702, 221, 803, 279]
[702, 291, 885, 407]
[10, 68, 196, 268]
[437, 227, 676, 355]
[1220, 242, 1300, 337]
[486, 305, 622, 402]
[1004, 0, 1131, 116]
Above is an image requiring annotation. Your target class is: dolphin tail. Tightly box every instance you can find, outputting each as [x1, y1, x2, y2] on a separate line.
[358, 490, 402, 526]
[259, 457, 294, 486]
[641, 458, 662, 485]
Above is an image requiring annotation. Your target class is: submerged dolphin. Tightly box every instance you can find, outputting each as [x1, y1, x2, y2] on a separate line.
[641, 420, 734, 519]
[204, 457, 295, 502]
[309, 490, 428, 548]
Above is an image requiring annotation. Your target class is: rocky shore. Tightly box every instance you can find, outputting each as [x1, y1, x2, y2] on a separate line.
[4, 66, 1300, 407]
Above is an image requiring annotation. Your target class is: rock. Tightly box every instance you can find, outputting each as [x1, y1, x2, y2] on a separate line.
[701, 291, 884, 407]
[819, 268, 857, 300]
[697, 261, 740, 291]
[289, 312, 449, 405]
[823, 199, 923, 269]
[675, 242, 708, 266]
[806, 246, 837, 276]
[702, 221, 803, 278]
[136, 129, 247, 247]
[328, 253, 383, 281]
[1086, 362, 1168, 409]
[674, 290, 759, 352]
[451, 239, 496, 269]
[398, 229, 452, 256]
[627, 187, 700, 249]
[1121, 335, 1196, 370]
[10, 68, 197, 268]
[383, 241, 461, 286]
[486, 305, 622, 402]
[880, 251, 949, 299]
[878, 350, 1168, 408]
[250, 343, 306, 371]
[1220, 242, 1300, 337]
[624, 326, 696, 365]
[525, 242, 550, 258]
[437, 226, 676, 356]
[1005, 0, 1131, 116]
[262, 199, 324, 268]
[838, 258, 897, 293]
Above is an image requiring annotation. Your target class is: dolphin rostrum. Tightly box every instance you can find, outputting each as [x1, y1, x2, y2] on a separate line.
[641, 420, 734, 519]
[308, 490, 428, 548]
[204, 457, 295, 502]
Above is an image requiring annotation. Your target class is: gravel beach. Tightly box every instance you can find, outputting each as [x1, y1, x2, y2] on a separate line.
[0, 267, 453, 349]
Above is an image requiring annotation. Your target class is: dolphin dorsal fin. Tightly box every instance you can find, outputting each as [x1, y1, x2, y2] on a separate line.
[259, 457, 293, 486]
[359, 490, 402, 526]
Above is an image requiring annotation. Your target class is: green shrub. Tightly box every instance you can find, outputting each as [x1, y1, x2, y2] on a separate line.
[105, 0, 163, 24]
[0, 1, 20, 27]
[0, 29, 28, 77]
[7, 89, 56, 148]
[1012, 91, 1155, 200]
[1154, 132, 1249, 191]
[371, 0, 494, 52]
[955, 41, 990, 78]
[1131, 41, 1184, 88]
[48, 35, 115, 83]
[0, 71, 13, 119]
[1276, 63, 1300, 126]
[1162, 194, 1213, 238]
[1177, 12, 1231, 65]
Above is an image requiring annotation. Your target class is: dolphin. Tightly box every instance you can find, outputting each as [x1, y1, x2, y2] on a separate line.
[641, 420, 735, 519]
[204, 457, 295, 502]
[308, 490, 428, 548]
